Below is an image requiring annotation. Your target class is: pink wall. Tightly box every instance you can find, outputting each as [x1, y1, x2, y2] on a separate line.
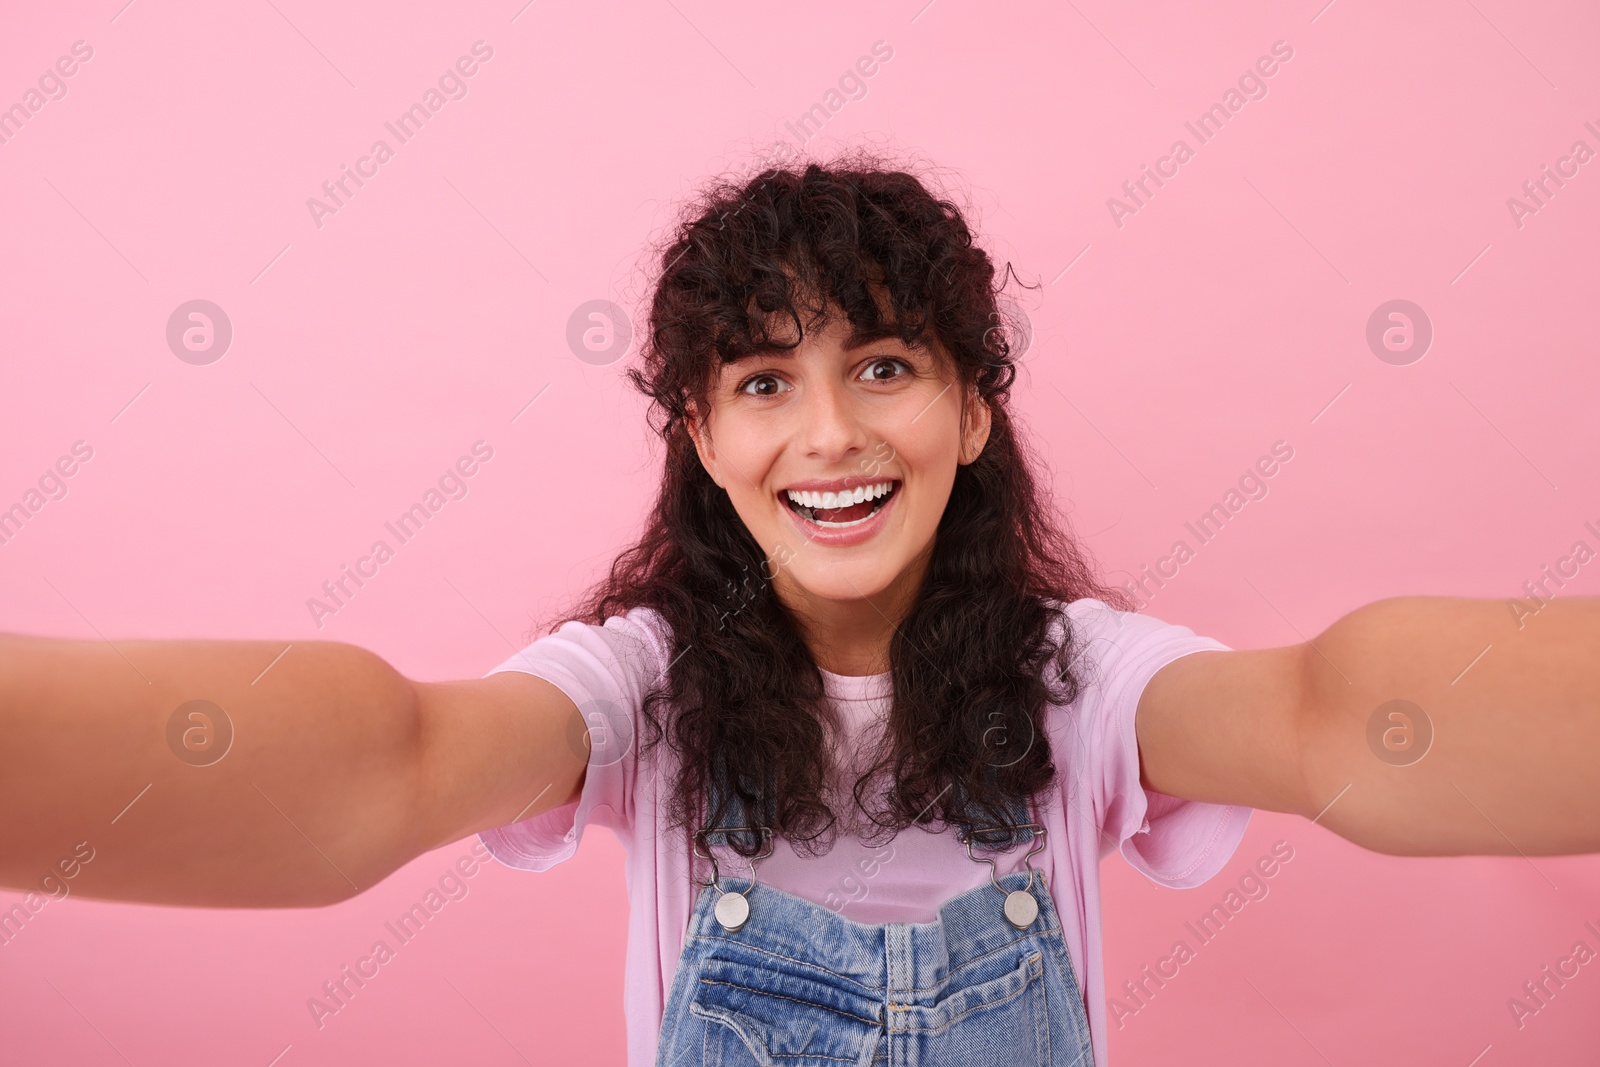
[3, 0, 1598, 1063]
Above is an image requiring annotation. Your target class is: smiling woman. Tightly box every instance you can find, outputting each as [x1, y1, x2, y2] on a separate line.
[684, 301, 991, 620]
[492, 155, 1257, 1066]
[599, 156, 1106, 866]
[3, 150, 1597, 1067]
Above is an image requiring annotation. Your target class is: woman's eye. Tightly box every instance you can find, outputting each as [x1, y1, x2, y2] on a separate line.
[860, 357, 910, 382]
[739, 373, 789, 397]
[738, 358, 908, 396]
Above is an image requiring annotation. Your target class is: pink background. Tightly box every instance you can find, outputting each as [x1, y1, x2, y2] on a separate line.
[3, 0, 1599, 1063]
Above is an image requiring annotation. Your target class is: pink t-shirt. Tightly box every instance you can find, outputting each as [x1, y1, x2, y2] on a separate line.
[478, 596, 1253, 1067]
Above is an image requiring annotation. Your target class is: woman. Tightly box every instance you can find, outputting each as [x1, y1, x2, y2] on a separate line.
[3, 153, 1597, 1067]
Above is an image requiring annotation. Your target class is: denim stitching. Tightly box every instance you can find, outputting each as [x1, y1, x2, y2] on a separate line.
[1039, 949, 1051, 1064]
[696, 977, 883, 1027]
[690, 922, 1064, 996]
[693, 1006, 869, 1065]
[896, 952, 1042, 1033]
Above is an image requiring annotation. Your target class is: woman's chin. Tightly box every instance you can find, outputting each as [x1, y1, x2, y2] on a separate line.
[775, 560, 906, 606]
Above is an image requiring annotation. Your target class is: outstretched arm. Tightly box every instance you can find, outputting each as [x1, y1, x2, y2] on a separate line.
[0, 634, 586, 908]
[1135, 596, 1600, 856]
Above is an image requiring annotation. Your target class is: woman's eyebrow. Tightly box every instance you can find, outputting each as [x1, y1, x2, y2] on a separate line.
[723, 326, 920, 365]
[718, 349, 787, 374]
[844, 324, 916, 350]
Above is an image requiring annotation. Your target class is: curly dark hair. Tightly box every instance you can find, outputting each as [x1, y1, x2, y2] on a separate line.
[556, 147, 1132, 859]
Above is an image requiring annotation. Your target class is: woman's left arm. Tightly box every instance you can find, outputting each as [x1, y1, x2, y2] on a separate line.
[1136, 595, 1600, 857]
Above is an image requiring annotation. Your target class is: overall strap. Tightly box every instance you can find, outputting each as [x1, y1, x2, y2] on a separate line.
[950, 766, 1051, 930]
[695, 756, 776, 858]
[948, 768, 1041, 854]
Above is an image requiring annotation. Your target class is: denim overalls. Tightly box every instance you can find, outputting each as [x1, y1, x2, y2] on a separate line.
[654, 770, 1096, 1066]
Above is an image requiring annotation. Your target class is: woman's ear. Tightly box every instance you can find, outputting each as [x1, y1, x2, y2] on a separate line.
[959, 384, 992, 465]
[685, 400, 724, 488]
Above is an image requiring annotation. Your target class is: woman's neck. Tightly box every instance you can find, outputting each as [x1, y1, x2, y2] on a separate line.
[777, 545, 932, 677]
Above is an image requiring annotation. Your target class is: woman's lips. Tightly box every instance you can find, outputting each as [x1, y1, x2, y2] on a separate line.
[779, 482, 900, 548]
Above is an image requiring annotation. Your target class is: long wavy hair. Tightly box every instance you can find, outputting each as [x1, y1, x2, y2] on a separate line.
[557, 148, 1133, 858]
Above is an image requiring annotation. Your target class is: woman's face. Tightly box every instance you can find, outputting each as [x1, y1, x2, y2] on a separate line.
[686, 301, 991, 616]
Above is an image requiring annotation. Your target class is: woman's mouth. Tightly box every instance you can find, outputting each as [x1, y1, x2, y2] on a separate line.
[782, 480, 900, 529]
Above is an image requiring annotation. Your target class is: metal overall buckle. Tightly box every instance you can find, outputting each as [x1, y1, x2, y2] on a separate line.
[958, 821, 1048, 929]
[693, 826, 773, 933]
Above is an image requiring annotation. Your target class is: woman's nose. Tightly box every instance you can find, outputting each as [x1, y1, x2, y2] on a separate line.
[798, 379, 870, 461]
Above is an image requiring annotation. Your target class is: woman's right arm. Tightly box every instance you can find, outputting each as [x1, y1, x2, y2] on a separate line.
[0, 633, 585, 909]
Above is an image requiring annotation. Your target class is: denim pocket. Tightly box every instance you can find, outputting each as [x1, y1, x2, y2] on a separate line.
[688, 952, 884, 1066]
[899, 948, 1060, 1065]
[917, 948, 1045, 1033]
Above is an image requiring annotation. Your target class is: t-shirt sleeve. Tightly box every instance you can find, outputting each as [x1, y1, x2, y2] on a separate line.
[1063, 598, 1253, 889]
[475, 606, 667, 872]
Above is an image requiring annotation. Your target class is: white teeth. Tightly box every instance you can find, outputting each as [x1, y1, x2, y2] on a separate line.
[781, 481, 898, 528]
[785, 481, 894, 509]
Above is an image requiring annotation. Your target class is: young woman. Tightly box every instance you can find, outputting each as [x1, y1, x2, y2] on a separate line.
[3, 154, 1597, 1067]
